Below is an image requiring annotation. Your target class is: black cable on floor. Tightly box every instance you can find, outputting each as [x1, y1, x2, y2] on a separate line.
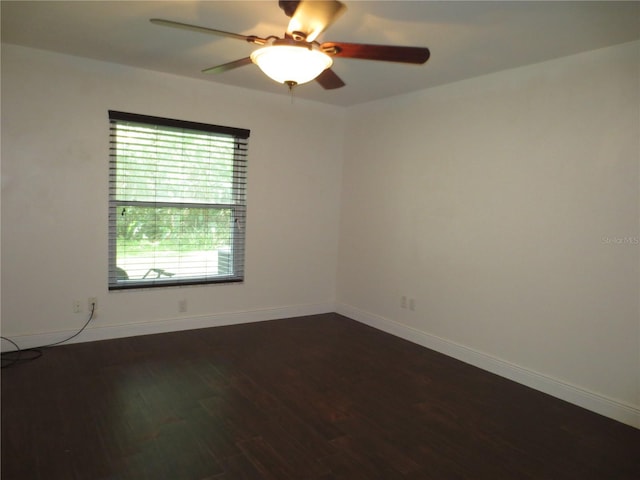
[1, 303, 96, 368]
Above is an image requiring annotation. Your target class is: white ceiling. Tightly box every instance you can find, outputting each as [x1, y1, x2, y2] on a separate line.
[2, 1, 639, 106]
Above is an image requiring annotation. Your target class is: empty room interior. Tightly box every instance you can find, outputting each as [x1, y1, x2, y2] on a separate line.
[1, 1, 639, 478]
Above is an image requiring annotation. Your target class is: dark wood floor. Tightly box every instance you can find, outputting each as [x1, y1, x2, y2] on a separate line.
[2, 313, 639, 479]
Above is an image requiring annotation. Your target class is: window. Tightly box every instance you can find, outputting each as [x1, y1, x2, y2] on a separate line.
[108, 111, 249, 290]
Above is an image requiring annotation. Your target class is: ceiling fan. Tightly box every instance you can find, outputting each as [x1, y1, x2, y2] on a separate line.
[150, 0, 430, 91]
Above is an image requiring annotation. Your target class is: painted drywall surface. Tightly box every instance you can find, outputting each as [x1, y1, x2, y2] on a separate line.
[1, 44, 345, 339]
[338, 41, 639, 407]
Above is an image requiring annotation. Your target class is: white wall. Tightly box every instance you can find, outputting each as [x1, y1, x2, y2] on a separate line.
[337, 41, 640, 426]
[1, 44, 345, 343]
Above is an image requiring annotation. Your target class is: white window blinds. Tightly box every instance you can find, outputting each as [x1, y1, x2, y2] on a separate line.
[108, 111, 249, 290]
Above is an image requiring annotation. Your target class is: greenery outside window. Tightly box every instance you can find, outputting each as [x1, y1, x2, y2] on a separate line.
[108, 111, 249, 290]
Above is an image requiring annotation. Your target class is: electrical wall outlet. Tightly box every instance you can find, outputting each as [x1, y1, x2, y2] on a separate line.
[73, 300, 82, 314]
[88, 297, 97, 313]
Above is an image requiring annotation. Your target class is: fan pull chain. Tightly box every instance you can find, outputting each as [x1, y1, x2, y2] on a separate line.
[285, 80, 297, 104]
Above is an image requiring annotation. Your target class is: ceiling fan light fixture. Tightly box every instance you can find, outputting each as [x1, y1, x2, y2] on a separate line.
[250, 42, 333, 86]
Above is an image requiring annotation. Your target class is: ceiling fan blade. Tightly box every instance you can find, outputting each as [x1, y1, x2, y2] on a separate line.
[150, 18, 266, 45]
[321, 42, 430, 64]
[278, 1, 301, 17]
[202, 57, 253, 74]
[315, 68, 345, 90]
[286, 0, 346, 42]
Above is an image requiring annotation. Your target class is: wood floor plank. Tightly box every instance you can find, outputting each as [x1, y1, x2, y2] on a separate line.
[2, 313, 639, 479]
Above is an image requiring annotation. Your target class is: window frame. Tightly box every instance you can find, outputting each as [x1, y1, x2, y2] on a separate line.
[108, 110, 249, 290]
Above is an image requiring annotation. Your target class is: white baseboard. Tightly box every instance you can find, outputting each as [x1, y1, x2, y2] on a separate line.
[2, 302, 335, 351]
[336, 303, 640, 429]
